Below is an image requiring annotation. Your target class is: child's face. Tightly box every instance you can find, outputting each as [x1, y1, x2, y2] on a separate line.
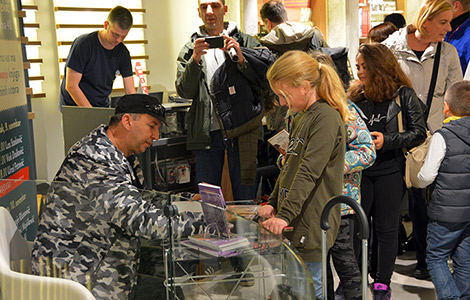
[273, 82, 308, 113]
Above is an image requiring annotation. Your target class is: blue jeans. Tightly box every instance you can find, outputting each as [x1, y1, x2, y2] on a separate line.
[426, 220, 470, 300]
[195, 130, 257, 201]
[306, 261, 323, 299]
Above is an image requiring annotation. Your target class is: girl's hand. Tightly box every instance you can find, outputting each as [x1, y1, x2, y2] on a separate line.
[262, 217, 288, 235]
[258, 205, 276, 219]
[371, 131, 384, 150]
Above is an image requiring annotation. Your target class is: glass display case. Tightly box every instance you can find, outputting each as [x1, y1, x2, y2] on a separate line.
[164, 195, 316, 300]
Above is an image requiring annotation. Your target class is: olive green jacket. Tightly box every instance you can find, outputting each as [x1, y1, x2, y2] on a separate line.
[268, 100, 345, 262]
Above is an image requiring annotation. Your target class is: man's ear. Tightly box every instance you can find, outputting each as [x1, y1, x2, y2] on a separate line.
[265, 19, 273, 31]
[104, 20, 109, 30]
[454, 0, 463, 14]
[121, 113, 133, 130]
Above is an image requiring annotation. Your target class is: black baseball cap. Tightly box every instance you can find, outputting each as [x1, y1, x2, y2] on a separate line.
[115, 93, 166, 125]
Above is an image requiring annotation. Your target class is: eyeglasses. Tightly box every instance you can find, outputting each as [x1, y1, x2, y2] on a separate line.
[144, 104, 165, 115]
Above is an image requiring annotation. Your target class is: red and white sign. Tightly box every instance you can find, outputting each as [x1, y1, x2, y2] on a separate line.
[134, 62, 148, 94]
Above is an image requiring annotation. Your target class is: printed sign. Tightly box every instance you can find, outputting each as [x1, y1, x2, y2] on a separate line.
[135, 61, 148, 94]
[0, 0, 38, 240]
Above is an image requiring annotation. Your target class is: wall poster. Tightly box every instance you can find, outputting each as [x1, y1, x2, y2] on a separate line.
[0, 0, 38, 241]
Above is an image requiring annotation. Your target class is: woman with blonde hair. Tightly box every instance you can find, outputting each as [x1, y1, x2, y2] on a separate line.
[259, 50, 352, 299]
[348, 43, 426, 300]
[383, 0, 462, 281]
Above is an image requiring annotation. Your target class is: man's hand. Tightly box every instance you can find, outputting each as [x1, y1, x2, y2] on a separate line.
[192, 38, 210, 65]
[222, 35, 244, 65]
[262, 217, 288, 235]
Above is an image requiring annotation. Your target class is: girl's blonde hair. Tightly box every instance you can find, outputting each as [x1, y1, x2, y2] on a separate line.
[413, 0, 453, 37]
[266, 50, 352, 124]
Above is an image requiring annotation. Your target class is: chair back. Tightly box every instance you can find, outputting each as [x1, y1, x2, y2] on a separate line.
[0, 207, 96, 300]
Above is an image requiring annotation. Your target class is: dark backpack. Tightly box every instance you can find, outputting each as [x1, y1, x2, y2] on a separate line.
[309, 32, 351, 87]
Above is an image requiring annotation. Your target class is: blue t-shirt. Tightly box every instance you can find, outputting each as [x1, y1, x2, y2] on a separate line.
[60, 31, 133, 107]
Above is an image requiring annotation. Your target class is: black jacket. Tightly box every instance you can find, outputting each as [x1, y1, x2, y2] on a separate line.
[355, 86, 427, 170]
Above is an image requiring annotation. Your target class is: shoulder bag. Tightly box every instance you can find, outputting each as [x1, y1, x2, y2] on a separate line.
[397, 42, 441, 188]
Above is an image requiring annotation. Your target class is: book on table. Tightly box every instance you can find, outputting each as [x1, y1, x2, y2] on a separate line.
[180, 240, 243, 258]
[188, 233, 250, 251]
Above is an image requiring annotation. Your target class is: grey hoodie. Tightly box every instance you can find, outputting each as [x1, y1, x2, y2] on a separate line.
[260, 21, 327, 56]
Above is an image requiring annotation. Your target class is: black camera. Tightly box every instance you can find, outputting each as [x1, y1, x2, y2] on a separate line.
[205, 36, 224, 49]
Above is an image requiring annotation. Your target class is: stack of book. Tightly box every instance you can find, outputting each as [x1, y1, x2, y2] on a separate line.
[182, 233, 250, 257]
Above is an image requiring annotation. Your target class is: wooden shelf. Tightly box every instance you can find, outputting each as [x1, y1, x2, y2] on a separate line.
[56, 24, 146, 29]
[29, 76, 45, 81]
[54, 7, 145, 13]
[26, 41, 42, 46]
[31, 93, 46, 98]
[18, 11, 26, 18]
[24, 23, 40, 28]
[28, 58, 43, 63]
[21, 37, 41, 46]
[133, 70, 149, 75]
[21, 5, 38, 10]
[57, 40, 148, 46]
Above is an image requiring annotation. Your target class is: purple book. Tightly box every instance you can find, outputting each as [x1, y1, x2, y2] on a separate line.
[198, 183, 231, 238]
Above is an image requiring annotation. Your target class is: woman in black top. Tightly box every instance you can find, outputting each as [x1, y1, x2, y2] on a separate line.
[348, 43, 426, 300]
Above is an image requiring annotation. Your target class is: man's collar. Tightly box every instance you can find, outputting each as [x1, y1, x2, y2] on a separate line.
[451, 11, 470, 32]
[197, 21, 236, 37]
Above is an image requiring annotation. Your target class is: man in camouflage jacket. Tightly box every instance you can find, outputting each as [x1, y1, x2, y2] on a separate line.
[31, 94, 203, 300]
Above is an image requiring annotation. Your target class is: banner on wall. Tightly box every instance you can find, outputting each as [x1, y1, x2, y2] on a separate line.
[0, 0, 38, 240]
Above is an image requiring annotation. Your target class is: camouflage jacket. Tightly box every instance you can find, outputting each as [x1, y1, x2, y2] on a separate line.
[31, 125, 202, 300]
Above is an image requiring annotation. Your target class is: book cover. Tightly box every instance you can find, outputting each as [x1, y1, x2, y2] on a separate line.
[198, 183, 231, 238]
[181, 240, 241, 258]
[268, 129, 289, 155]
[188, 233, 250, 251]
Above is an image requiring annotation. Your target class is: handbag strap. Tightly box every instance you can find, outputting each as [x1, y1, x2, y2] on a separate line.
[395, 95, 407, 155]
[396, 95, 403, 133]
[424, 41, 442, 122]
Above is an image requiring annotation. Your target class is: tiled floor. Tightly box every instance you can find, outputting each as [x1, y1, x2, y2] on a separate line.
[330, 249, 437, 300]
[388, 250, 436, 300]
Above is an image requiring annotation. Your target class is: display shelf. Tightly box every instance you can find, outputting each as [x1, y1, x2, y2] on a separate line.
[163, 197, 316, 300]
[371, 10, 404, 15]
